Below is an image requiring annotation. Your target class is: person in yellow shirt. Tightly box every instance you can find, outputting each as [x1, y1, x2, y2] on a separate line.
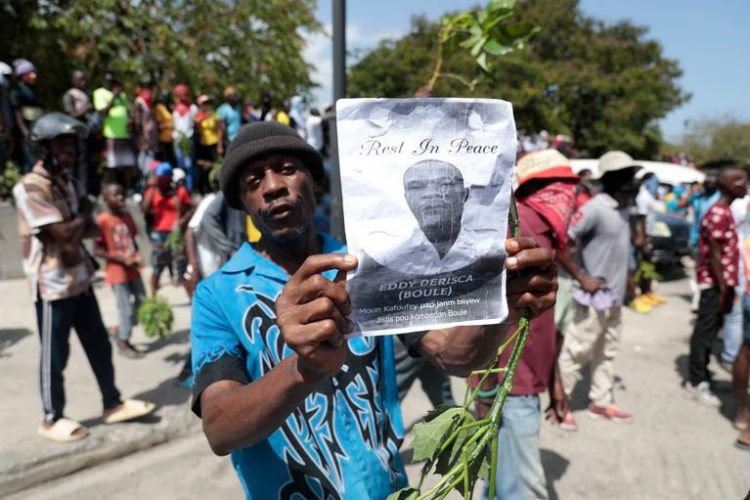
[275, 102, 291, 126]
[194, 94, 224, 194]
[154, 90, 176, 167]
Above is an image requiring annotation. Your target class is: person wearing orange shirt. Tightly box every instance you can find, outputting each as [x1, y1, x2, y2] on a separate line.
[95, 182, 146, 358]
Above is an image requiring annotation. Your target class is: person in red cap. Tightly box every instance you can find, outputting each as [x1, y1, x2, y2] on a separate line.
[172, 84, 197, 191]
[475, 149, 576, 499]
[193, 94, 224, 194]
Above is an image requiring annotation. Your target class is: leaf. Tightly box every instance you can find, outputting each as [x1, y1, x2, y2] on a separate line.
[411, 406, 466, 462]
[482, 39, 512, 56]
[387, 487, 420, 500]
[423, 403, 457, 422]
[476, 52, 489, 72]
[478, 452, 491, 481]
[488, 0, 515, 11]
[431, 416, 492, 496]
[434, 418, 480, 476]
[504, 22, 539, 39]
[470, 35, 488, 57]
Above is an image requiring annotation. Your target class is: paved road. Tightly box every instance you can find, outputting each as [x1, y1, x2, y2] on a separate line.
[4, 277, 750, 499]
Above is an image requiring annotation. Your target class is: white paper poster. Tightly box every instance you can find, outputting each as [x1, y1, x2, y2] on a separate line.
[336, 98, 517, 336]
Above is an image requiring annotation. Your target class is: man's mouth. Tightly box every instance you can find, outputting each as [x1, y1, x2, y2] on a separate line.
[266, 200, 298, 220]
[421, 204, 446, 217]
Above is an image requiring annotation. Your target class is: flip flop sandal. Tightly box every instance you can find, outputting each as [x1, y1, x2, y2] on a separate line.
[103, 399, 156, 424]
[118, 346, 143, 359]
[37, 418, 89, 443]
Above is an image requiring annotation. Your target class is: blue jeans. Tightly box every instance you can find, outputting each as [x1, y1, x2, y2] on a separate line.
[721, 284, 744, 364]
[485, 395, 547, 500]
[173, 141, 194, 192]
[112, 279, 146, 342]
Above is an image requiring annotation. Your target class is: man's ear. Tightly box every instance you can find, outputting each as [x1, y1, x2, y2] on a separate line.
[463, 188, 470, 202]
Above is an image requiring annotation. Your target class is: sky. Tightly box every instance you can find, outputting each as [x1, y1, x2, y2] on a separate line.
[304, 0, 750, 141]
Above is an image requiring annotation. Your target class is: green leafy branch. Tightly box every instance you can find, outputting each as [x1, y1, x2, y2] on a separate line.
[389, 199, 532, 500]
[137, 296, 174, 339]
[165, 228, 186, 254]
[0, 162, 22, 201]
[633, 260, 661, 284]
[424, 0, 539, 93]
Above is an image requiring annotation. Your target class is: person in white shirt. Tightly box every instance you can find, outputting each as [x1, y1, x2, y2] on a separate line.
[305, 108, 324, 153]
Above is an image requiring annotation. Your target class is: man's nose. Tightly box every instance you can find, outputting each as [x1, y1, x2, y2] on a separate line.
[261, 171, 288, 199]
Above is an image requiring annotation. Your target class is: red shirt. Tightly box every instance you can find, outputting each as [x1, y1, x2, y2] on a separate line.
[574, 187, 592, 210]
[96, 212, 141, 285]
[146, 186, 191, 232]
[496, 203, 559, 395]
[697, 201, 739, 288]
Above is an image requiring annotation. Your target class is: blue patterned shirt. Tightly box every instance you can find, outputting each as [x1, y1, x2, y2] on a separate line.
[191, 234, 407, 499]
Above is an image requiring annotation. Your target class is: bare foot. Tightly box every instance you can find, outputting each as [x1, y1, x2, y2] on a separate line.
[735, 415, 750, 431]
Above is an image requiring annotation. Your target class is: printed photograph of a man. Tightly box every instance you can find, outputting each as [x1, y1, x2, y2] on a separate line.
[403, 159, 467, 262]
[358, 159, 505, 276]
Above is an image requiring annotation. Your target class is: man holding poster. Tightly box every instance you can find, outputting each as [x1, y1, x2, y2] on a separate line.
[189, 117, 556, 499]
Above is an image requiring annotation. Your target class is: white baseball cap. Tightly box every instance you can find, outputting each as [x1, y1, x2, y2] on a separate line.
[172, 168, 186, 182]
[597, 151, 641, 179]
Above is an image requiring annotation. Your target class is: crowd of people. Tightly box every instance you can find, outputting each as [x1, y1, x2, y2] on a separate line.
[0, 59, 333, 197]
[5, 58, 749, 499]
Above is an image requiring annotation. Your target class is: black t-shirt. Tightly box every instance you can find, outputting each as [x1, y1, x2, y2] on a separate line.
[10, 83, 44, 125]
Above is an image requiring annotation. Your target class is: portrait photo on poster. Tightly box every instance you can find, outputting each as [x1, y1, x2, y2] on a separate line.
[336, 98, 518, 336]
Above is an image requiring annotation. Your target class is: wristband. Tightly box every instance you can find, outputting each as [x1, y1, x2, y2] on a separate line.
[476, 386, 498, 398]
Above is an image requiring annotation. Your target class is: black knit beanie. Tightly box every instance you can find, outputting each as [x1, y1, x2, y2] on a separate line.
[220, 121, 325, 209]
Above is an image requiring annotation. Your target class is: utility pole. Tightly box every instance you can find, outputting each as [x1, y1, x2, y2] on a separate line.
[329, 0, 346, 241]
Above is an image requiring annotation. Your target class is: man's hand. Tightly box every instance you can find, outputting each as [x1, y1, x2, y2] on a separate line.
[505, 237, 557, 321]
[126, 254, 143, 269]
[545, 373, 569, 425]
[276, 254, 358, 383]
[580, 274, 605, 294]
[78, 196, 95, 217]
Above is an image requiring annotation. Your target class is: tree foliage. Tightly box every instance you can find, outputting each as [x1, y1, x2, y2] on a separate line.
[668, 118, 750, 165]
[348, 0, 689, 158]
[0, 0, 321, 107]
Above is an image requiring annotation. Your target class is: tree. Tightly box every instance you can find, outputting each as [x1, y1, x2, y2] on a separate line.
[0, 0, 320, 108]
[668, 118, 750, 165]
[348, 0, 689, 158]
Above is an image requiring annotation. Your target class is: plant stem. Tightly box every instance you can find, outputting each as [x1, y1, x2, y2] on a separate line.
[469, 367, 507, 376]
[484, 315, 530, 499]
[437, 418, 488, 456]
[488, 425, 499, 498]
[426, 26, 445, 92]
[463, 324, 520, 409]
